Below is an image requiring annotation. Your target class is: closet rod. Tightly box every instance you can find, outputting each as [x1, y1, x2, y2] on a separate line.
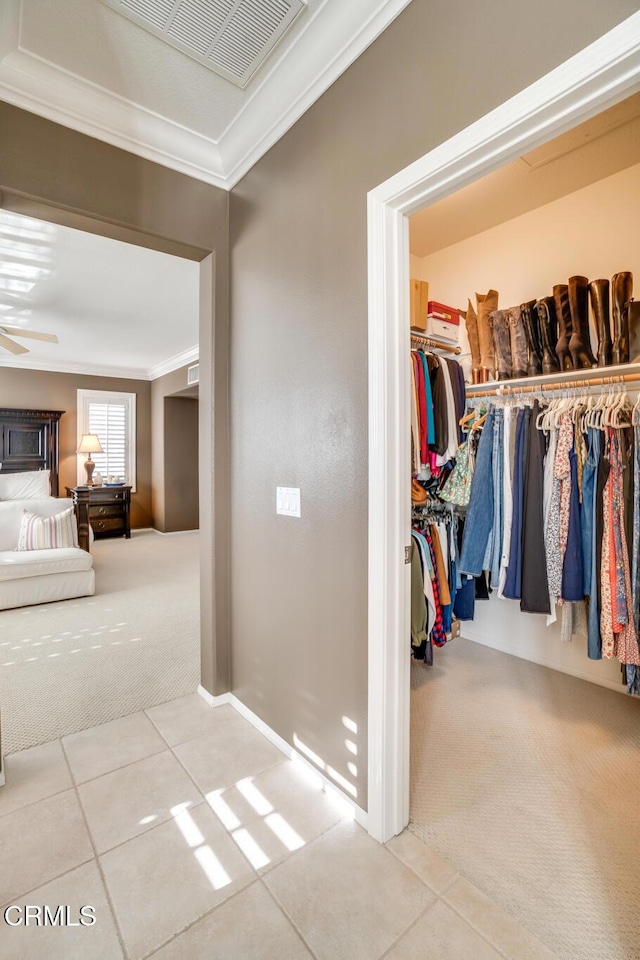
[467, 369, 640, 398]
[411, 333, 461, 355]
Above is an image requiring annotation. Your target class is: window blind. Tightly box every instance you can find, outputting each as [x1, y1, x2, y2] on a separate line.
[88, 402, 127, 479]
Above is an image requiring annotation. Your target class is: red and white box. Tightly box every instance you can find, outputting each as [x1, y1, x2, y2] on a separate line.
[427, 301, 460, 342]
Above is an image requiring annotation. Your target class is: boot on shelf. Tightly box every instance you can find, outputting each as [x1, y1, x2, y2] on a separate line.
[520, 299, 543, 376]
[553, 284, 573, 371]
[588, 279, 612, 367]
[629, 300, 640, 364]
[568, 275, 596, 369]
[490, 309, 512, 380]
[611, 271, 633, 365]
[464, 299, 482, 384]
[476, 289, 499, 382]
[535, 297, 560, 375]
[506, 306, 528, 378]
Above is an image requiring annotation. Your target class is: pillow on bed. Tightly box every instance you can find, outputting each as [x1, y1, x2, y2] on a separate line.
[16, 507, 78, 551]
[0, 470, 51, 500]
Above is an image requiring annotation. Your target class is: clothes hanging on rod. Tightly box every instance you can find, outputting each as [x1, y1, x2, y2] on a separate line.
[411, 504, 460, 662]
[456, 383, 640, 695]
[410, 349, 466, 482]
[410, 348, 470, 663]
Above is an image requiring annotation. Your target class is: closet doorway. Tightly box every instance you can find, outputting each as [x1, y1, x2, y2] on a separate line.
[367, 13, 640, 960]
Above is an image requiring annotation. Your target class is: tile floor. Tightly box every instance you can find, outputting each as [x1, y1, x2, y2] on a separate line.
[0, 694, 557, 960]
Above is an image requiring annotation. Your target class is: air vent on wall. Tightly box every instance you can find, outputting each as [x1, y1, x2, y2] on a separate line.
[187, 362, 199, 385]
[101, 0, 306, 88]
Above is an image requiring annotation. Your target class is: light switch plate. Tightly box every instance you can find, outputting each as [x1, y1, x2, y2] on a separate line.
[276, 486, 301, 517]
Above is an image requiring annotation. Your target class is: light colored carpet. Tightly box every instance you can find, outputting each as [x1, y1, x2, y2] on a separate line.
[409, 638, 640, 960]
[0, 530, 200, 754]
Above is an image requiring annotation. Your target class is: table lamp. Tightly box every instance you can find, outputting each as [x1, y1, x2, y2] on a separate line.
[77, 433, 103, 486]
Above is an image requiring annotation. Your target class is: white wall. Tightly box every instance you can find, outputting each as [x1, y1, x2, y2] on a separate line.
[411, 162, 640, 379]
[411, 162, 640, 694]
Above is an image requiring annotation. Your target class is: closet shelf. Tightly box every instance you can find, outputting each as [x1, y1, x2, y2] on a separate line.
[411, 333, 461, 355]
[466, 361, 640, 397]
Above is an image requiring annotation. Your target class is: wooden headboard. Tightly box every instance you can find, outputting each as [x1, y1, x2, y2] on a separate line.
[0, 408, 64, 497]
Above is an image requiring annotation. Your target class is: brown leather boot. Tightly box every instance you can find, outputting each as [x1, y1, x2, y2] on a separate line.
[611, 271, 633, 365]
[535, 297, 560, 375]
[629, 300, 640, 364]
[476, 289, 499, 381]
[553, 284, 573, 370]
[490, 309, 512, 380]
[588, 279, 612, 367]
[568, 276, 596, 369]
[520, 299, 542, 376]
[464, 299, 482, 384]
[506, 306, 528, 378]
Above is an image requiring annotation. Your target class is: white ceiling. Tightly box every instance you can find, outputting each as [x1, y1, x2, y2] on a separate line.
[410, 92, 640, 258]
[0, 210, 199, 379]
[0, 0, 411, 188]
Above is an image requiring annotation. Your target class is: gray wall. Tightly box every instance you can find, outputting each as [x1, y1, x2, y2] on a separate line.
[229, 0, 638, 809]
[0, 367, 152, 527]
[151, 364, 197, 532]
[0, 104, 230, 695]
[164, 397, 199, 532]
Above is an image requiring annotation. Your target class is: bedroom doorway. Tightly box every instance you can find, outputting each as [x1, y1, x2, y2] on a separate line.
[0, 198, 219, 755]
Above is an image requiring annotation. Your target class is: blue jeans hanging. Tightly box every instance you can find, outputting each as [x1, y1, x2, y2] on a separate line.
[459, 408, 495, 577]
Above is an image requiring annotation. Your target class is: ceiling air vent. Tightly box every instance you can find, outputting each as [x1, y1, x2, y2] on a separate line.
[101, 0, 306, 88]
[187, 363, 199, 385]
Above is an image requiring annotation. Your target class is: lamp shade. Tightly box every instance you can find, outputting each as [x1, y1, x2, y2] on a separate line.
[77, 433, 104, 455]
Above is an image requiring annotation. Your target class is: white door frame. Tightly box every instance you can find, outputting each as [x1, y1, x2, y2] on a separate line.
[366, 12, 640, 844]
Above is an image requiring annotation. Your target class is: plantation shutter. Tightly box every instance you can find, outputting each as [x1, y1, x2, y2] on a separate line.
[88, 402, 127, 479]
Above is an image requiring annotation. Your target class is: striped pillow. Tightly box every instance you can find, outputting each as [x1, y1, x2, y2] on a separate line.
[17, 507, 79, 551]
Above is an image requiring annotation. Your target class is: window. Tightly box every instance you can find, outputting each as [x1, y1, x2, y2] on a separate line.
[77, 390, 136, 491]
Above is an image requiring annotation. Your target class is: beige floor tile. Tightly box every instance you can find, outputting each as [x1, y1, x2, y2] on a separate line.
[63, 711, 166, 784]
[0, 861, 123, 960]
[204, 759, 351, 874]
[385, 900, 503, 960]
[0, 740, 72, 817]
[0, 790, 93, 905]
[444, 877, 558, 960]
[263, 821, 434, 960]
[151, 880, 313, 960]
[386, 829, 459, 894]
[174, 720, 285, 794]
[78, 750, 202, 853]
[146, 696, 243, 747]
[101, 801, 255, 959]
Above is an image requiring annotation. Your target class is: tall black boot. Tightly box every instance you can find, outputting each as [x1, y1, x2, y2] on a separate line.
[568, 275, 596, 369]
[611, 271, 633, 365]
[553, 284, 573, 370]
[535, 297, 560, 375]
[520, 299, 543, 376]
[588, 279, 612, 367]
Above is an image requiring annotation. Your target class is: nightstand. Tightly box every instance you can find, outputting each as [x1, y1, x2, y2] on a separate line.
[67, 485, 132, 547]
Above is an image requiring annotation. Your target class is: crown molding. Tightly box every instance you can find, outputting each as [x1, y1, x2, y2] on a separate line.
[0, 0, 411, 190]
[0, 49, 227, 188]
[0, 343, 200, 381]
[0, 353, 150, 380]
[221, 0, 412, 186]
[147, 345, 199, 380]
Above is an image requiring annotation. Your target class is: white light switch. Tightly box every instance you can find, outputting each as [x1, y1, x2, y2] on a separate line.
[276, 486, 301, 517]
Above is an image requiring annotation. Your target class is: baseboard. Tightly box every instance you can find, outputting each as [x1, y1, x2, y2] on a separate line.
[197, 686, 368, 829]
[197, 684, 231, 707]
[462, 628, 627, 695]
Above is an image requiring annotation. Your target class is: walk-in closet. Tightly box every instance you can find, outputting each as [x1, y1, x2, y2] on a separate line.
[406, 92, 640, 960]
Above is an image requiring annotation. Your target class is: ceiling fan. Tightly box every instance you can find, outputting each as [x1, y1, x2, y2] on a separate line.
[0, 325, 58, 355]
